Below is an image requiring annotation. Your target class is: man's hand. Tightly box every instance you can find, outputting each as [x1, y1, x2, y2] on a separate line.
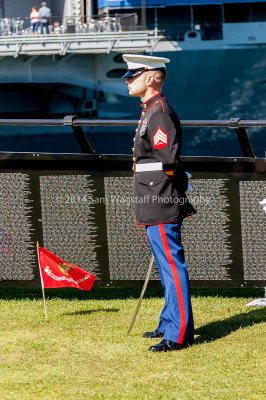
[259, 198, 266, 214]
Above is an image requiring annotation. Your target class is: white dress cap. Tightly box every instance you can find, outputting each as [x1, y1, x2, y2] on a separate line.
[122, 54, 170, 78]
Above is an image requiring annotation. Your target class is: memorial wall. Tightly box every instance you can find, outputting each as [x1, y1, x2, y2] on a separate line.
[0, 153, 265, 288]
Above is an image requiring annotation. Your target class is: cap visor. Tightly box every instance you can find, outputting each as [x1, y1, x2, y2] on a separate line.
[122, 70, 143, 78]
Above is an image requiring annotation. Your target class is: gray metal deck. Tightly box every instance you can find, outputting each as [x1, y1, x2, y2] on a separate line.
[0, 30, 161, 57]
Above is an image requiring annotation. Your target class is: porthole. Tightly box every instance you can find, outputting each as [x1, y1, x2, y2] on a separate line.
[188, 31, 197, 38]
[106, 68, 127, 78]
[113, 54, 124, 63]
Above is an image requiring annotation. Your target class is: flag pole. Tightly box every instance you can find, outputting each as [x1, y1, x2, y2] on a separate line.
[36, 242, 48, 320]
[127, 254, 154, 336]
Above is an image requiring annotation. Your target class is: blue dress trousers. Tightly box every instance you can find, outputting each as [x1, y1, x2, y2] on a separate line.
[146, 222, 194, 345]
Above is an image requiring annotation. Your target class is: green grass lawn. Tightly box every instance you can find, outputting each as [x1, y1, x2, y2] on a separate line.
[0, 287, 265, 400]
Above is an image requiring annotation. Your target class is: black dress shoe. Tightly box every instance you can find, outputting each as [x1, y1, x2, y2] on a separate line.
[143, 329, 164, 339]
[148, 339, 185, 352]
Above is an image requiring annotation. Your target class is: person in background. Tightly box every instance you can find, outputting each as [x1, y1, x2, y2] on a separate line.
[39, 1, 51, 34]
[30, 6, 40, 35]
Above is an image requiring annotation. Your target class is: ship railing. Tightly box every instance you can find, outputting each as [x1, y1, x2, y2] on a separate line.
[0, 117, 264, 158]
[0, 15, 222, 39]
[0, 13, 139, 36]
[0, 14, 225, 43]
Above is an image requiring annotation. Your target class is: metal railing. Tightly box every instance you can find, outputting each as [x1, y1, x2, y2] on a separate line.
[0, 13, 138, 36]
[0, 116, 264, 158]
[0, 14, 224, 39]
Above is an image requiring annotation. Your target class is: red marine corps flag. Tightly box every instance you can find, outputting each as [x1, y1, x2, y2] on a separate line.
[37, 243, 96, 319]
[37, 246, 96, 290]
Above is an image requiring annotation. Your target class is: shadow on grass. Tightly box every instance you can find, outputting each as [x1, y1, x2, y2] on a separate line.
[63, 308, 120, 316]
[195, 308, 266, 344]
[0, 288, 264, 344]
[0, 286, 264, 300]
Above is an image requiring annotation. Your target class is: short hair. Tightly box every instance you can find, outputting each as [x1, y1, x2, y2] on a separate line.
[41, 2, 47, 6]
[155, 68, 167, 84]
[147, 68, 166, 89]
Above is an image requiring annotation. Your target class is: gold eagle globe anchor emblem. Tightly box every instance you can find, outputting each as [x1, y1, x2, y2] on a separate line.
[58, 263, 72, 275]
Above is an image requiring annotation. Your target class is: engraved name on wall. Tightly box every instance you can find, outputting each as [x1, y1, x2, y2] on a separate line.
[39, 175, 99, 274]
[0, 173, 35, 280]
[183, 179, 232, 280]
[104, 177, 159, 280]
[239, 180, 266, 280]
[104, 177, 233, 281]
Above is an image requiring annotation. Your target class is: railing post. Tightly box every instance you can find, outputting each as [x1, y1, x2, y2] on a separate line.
[229, 118, 256, 158]
[64, 115, 94, 154]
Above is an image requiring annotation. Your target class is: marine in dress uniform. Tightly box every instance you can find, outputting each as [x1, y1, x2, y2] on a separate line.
[123, 54, 196, 352]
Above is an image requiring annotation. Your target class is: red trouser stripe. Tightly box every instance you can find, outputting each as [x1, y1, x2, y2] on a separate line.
[158, 224, 186, 343]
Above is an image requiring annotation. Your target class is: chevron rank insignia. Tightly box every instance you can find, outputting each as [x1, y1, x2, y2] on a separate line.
[153, 127, 168, 149]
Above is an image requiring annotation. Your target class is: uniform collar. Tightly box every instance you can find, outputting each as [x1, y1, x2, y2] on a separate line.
[141, 92, 164, 111]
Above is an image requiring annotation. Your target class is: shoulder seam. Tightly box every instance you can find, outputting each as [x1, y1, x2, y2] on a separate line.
[154, 99, 165, 113]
